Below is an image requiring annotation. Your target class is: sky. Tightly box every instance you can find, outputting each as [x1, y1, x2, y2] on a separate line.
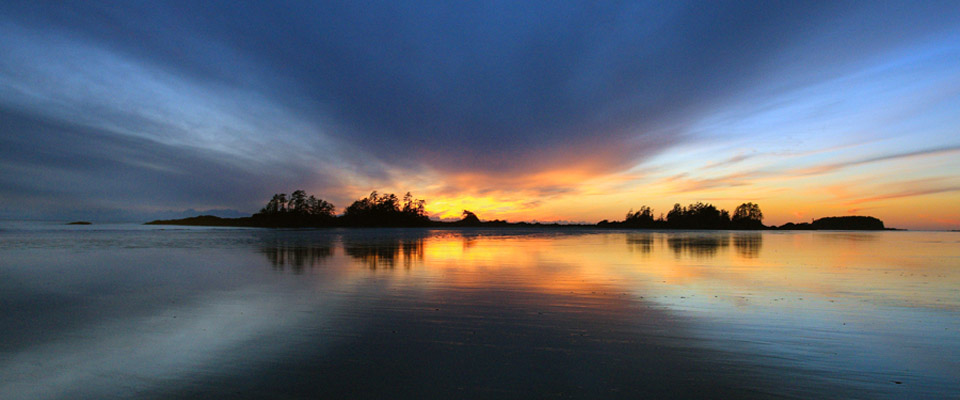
[1, 1, 958, 229]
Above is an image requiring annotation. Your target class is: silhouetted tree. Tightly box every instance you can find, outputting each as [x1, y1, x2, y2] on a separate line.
[731, 202, 764, 229]
[664, 202, 730, 229]
[306, 195, 335, 217]
[667, 203, 685, 226]
[733, 202, 763, 222]
[624, 206, 656, 228]
[254, 190, 337, 226]
[689, 202, 727, 229]
[402, 192, 426, 216]
[289, 190, 308, 213]
[459, 210, 481, 226]
[261, 193, 288, 214]
[341, 191, 430, 227]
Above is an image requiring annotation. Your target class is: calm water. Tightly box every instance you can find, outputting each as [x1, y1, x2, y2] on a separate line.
[1, 223, 958, 399]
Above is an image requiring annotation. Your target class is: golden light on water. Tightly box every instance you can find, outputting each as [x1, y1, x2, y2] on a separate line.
[329, 231, 960, 311]
[5, 226, 959, 398]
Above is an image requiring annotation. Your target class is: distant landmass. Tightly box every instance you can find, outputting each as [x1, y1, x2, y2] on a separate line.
[777, 216, 885, 230]
[66, 221, 92, 225]
[145, 190, 892, 231]
[141, 208, 250, 220]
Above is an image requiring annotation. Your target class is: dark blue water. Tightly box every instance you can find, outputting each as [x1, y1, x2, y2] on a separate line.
[1, 223, 958, 399]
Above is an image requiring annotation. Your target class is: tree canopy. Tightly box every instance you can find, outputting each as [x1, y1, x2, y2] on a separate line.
[150, 195, 885, 231]
[731, 202, 764, 229]
[252, 189, 336, 227]
[601, 202, 765, 230]
[341, 191, 430, 227]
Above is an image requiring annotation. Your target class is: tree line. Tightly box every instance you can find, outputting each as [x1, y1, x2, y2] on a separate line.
[253, 190, 765, 229]
[147, 190, 885, 230]
[599, 202, 765, 230]
[253, 190, 430, 227]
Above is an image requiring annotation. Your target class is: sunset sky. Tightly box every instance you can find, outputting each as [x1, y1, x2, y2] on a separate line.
[1, 1, 958, 229]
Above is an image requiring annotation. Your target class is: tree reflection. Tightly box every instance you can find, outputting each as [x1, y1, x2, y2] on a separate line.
[820, 233, 879, 241]
[343, 238, 424, 269]
[667, 234, 729, 259]
[462, 236, 477, 250]
[261, 243, 333, 273]
[732, 233, 762, 258]
[626, 233, 654, 254]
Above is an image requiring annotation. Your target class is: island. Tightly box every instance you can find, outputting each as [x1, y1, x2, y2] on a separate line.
[777, 216, 885, 230]
[66, 221, 92, 225]
[146, 190, 892, 230]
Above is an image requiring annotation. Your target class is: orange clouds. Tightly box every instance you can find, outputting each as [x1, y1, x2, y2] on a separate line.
[346, 137, 960, 229]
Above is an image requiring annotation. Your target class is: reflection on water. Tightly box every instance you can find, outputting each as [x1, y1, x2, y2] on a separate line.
[261, 245, 332, 272]
[343, 236, 424, 269]
[626, 233, 654, 253]
[260, 238, 334, 272]
[667, 233, 730, 258]
[820, 232, 879, 241]
[732, 233, 762, 258]
[629, 232, 761, 258]
[1, 226, 958, 399]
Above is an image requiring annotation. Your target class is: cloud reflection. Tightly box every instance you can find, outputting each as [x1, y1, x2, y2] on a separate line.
[3, 229, 959, 399]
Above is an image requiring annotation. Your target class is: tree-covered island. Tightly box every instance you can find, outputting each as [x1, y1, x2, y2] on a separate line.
[145, 190, 889, 230]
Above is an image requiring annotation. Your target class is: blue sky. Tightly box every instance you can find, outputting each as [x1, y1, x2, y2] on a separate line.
[1, 1, 958, 228]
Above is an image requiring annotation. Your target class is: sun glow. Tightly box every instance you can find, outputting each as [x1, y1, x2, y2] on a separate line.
[425, 196, 535, 220]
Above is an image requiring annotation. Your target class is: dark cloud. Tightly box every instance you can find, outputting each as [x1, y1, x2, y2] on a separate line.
[0, 3, 853, 166]
[1, 1, 958, 217]
[0, 109, 335, 216]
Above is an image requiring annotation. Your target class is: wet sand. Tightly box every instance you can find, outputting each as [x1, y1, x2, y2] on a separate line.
[1, 226, 957, 398]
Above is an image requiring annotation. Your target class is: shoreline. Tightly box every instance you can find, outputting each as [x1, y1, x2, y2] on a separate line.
[144, 215, 895, 231]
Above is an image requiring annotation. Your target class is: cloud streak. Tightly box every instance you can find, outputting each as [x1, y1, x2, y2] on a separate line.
[845, 186, 960, 206]
[792, 145, 960, 176]
[0, 1, 959, 224]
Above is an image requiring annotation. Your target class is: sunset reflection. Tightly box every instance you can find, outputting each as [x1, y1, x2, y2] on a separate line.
[261, 244, 332, 273]
[239, 229, 960, 398]
[323, 230, 960, 312]
[342, 236, 425, 270]
[3, 228, 959, 399]
[732, 233, 763, 258]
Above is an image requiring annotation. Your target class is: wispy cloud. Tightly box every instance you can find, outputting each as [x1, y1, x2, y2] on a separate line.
[845, 186, 960, 206]
[0, 1, 958, 226]
[791, 145, 960, 176]
[699, 153, 756, 170]
[659, 170, 774, 193]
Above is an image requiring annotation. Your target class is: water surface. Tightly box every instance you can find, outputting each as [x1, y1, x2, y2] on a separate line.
[1, 224, 958, 399]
